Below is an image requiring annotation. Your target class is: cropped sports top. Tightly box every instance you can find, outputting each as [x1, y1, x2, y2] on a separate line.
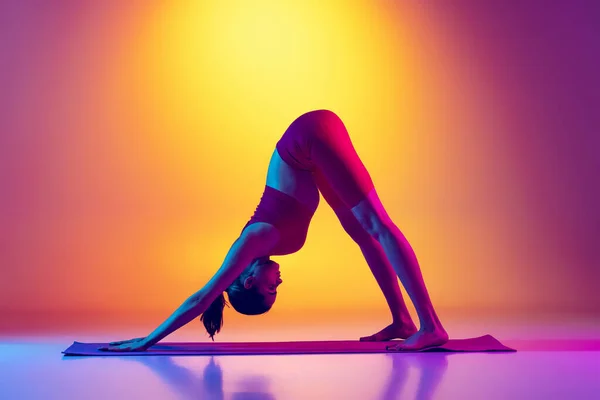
[242, 185, 318, 255]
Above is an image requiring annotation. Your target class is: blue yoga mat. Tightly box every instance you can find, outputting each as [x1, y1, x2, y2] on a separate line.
[63, 334, 515, 356]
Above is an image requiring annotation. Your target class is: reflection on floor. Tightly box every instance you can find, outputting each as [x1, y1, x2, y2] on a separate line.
[1, 319, 599, 399]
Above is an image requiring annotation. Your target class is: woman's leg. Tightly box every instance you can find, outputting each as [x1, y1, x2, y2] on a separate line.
[307, 110, 448, 350]
[351, 191, 448, 349]
[314, 170, 417, 340]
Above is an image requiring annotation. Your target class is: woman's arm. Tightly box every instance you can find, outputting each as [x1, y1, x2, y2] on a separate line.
[101, 223, 279, 351]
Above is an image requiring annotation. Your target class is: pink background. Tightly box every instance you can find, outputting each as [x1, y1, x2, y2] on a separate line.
[1, 1, 598, 332]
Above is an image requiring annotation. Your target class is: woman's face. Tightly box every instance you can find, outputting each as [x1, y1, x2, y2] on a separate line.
[245, 261, 283, 306]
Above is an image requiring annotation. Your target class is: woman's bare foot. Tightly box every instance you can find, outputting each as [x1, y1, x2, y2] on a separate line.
[360, 322, 418, 342]
[387, 327, 449, 351]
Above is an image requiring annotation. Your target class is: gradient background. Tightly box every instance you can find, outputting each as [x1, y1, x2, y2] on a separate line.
[1, 0, 598, 336]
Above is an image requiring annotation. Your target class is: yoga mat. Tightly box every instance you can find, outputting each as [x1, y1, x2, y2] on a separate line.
[62, 334, 515, 356]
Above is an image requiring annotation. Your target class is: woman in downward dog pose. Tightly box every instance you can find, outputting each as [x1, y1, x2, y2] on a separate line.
[102, 110, 448, 352]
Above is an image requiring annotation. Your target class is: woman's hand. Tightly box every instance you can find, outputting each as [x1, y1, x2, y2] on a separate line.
[99, 337, 151, 352]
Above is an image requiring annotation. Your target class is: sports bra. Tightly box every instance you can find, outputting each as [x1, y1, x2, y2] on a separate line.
[242, 185, 318, 255]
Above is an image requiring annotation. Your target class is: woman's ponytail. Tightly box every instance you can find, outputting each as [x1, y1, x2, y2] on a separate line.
[200, 292, 228, 341]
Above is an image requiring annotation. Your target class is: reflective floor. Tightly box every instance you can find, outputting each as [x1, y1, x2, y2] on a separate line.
[1, 320, 599, 399]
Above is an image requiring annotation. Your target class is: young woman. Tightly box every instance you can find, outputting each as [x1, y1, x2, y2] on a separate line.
[101, 110, 448, 352]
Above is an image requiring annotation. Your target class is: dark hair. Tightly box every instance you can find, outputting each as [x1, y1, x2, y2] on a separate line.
[200, 259, 274, 340]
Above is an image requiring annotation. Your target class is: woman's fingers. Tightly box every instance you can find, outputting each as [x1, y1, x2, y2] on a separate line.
[109, 337, 143, 346]
[98, 341, 148, 352]
[98, 345, 121, 351]
[98, 344, 129, 352]
[98, 336, 149, 352]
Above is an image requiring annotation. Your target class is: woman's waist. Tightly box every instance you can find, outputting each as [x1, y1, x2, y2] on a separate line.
[265, 183, 319, 213]
[266, 149, 320, 211]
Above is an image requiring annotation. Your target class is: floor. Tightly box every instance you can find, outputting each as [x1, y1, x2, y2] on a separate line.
[1, 318, 599, 399]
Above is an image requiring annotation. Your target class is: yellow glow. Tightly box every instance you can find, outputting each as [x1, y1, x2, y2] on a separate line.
[94, 0, 458, 318]
[5, 0, 555, 325]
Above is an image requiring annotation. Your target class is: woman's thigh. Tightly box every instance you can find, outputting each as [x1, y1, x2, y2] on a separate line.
[308, 110, 375, 209]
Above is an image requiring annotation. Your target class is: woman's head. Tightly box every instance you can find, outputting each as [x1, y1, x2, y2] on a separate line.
[201, 257, 283, 340]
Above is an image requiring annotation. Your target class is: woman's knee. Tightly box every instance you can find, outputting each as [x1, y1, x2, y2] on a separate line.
[335, 208, 373, 245]
[351, 191, 395, 242]
[357, 213, 395, 242]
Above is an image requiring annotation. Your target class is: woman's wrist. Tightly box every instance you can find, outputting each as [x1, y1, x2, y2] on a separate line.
[142, 336, 157, 349]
